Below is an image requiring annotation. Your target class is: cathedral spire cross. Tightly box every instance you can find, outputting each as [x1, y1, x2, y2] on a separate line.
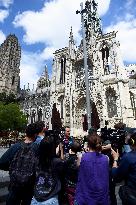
[69, 26, 74, 44]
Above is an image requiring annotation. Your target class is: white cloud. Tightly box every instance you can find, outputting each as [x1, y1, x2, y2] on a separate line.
[40, 46, 56, 60]
[97, 0, 111, 16]
[20, 51, 46, 89]
[105, 17, 136, 62]
[0, 30, 6, 44]
[0, 0, 13, 8]
[13, 0, 111, 87]
[13, 0, 111, 52]
[0, 9, 9, 22]
[0, 0, 13, 22]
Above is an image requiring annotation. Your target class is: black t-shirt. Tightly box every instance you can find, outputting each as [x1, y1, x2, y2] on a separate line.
[61, 136, 73, 154]
[64, 154, 78, 187]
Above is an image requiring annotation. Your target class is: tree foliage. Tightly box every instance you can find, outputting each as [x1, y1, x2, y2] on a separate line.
[0, 102, 27, 132]
[0, 92, 17, 104]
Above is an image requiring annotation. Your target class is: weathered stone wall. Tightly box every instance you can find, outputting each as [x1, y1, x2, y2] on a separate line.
[0, 34, 21, 95]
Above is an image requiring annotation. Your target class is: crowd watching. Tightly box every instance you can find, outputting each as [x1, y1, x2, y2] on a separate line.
[0, 121, 136, 205]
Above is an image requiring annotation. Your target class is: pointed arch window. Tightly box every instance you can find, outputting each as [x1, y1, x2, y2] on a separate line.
[100, 41, 110, 75]
[130, 91, 136, 119]
[38, 108, 42, 121]
[12, 76, 15, 85]
[31, 109, 36, 123]
[106, 87, 117, 118]
[60, 57, 66, 84]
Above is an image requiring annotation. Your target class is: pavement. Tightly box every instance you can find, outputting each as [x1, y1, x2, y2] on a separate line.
[0, 148, 9, 205]
[0, 148, 122, 205]
[116, 184, 122, 205]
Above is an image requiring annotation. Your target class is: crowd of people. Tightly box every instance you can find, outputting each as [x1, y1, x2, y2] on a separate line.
[0, 121, 136, 205]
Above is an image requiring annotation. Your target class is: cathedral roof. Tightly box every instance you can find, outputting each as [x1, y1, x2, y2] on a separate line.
[129, 73, 136, 79]
[6, 34, 19, 43]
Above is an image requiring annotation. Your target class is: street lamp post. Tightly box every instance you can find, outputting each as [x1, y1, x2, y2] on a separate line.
[76, 2, 92, 130]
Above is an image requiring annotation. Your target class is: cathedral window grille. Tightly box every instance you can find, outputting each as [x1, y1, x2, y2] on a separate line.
[100, 42, 110, 75]
[12, 76, 15, 85]
[31, 109, 36, 123]
[26, 112, 29, 121]
[60, 57, 66, 84]
[130, 91, 136, 119]
[61, 99, 63, 119]
[106, 87, 117, 118]
[38, 108, 42, 121]
[64, 58, 66, 82]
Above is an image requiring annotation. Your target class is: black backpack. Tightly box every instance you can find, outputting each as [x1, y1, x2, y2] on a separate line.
[34, 167, 57, 202]
[9, 142, 39, 187]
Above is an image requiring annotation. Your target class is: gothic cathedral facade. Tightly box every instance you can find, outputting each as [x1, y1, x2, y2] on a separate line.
[1, 1, 136, 135]
[50, 0, 136, 135]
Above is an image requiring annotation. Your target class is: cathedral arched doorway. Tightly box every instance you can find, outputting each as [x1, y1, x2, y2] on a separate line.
[51, 103, 62, 130]
[76, 97, 100, 131]
[82, 102, 100, 131]
[38, 108, 42, 121]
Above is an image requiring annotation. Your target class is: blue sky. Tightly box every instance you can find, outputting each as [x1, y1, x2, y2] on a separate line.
[0, 0, 136, 89]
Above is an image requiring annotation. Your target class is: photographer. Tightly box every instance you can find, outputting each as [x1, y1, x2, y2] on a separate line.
[101, 126, 117, 205]
[122, 129, 133, 155]
[112, 132, 136, 205]
[102, 143, 117, 205]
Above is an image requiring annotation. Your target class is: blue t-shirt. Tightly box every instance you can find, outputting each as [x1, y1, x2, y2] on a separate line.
[35, 136, 44, 144]
[112, 150, 136, 189]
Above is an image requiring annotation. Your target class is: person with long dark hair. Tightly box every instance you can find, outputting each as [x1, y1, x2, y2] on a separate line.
[31, 137, 63, 205]
[75, 132, 109, 205]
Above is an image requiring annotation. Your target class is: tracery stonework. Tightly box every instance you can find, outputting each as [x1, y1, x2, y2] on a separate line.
[50, 0, 136, 135]
[1, 1, 136, 134]
[20, 67, 52, 127]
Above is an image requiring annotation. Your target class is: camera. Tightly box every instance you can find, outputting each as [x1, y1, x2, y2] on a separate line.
[101, 127, 126, 155]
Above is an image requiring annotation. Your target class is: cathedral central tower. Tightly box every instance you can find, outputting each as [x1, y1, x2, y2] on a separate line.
[0, 34, 21, 95]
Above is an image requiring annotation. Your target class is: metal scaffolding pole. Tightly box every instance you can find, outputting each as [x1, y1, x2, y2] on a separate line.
[79, 2, 92, 130]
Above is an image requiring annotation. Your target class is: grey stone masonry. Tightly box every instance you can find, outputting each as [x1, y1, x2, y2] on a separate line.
[0, 34, 21, 95]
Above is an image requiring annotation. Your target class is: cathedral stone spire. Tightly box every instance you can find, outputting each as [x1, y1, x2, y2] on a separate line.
[42, 65, 49, 81]
[69, 26, 74, 44]
[0, 34, 21, 95]
[69, 26, 75, 60]
[45, 65, 49, 80]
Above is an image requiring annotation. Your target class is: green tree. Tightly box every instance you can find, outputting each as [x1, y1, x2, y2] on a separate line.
[6, 93, 17, 104]
[0, 102, 27, 132]
[0, 92, 17, 104]
[0, 92, 7, 102]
